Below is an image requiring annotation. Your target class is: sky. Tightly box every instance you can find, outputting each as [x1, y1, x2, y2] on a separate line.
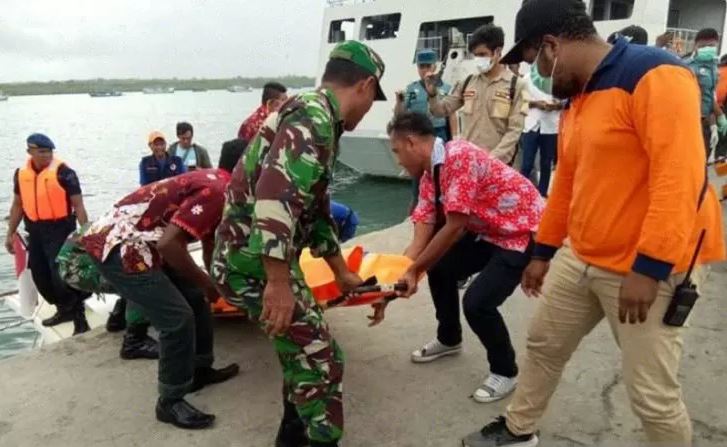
[0, 0, 327, 82]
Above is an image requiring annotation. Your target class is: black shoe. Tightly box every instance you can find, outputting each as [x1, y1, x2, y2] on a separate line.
[72, 313, 90, 336]
[106, 298, 127, 332]
[276, 400, 308, 447]
[191, 364, 240, 392]
[155, 398, 215, 429]
[461, 416, 538, 447]
[120, 334, 159, 360]
[275, 418, 308, 447]
[42, 311, 75, 327]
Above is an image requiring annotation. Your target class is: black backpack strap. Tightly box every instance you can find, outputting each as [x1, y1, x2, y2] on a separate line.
[505, 75, 521, 166]
[433, 164, 445, 231]
[460, 75, 474, 96]
[509, 75, 518, 102]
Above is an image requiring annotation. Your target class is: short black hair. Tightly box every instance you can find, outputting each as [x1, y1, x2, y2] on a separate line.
[321, 58, 373, 87]
[176, 121, 193, 136]
[608, 25, 648, 45]
[696, 28, 720, 43]
[262, 82, 287, 105]
[524, 11, 597, 51]
[218, 138, 247, 173]
[387, 111, 435, 137]
[468, 24, 505, 53]
[558, 11, 598, 40]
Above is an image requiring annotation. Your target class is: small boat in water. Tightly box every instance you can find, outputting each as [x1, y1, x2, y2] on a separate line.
[89, 91, 122, 98]
[0, 91, 9, 101]
[226, 85, 253, 93]
[142, 86, 175, 94]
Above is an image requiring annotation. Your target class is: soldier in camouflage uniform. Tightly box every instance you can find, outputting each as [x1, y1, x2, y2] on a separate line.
[212, 41, 386, 447]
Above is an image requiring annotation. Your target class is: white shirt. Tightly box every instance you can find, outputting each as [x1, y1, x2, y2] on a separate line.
[523, 72, 561, 135]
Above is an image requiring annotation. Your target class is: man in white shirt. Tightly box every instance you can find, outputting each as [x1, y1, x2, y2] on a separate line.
[520, 71, 563, 197]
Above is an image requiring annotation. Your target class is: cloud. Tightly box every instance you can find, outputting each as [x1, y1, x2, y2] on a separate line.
[0, 0, 326, 82]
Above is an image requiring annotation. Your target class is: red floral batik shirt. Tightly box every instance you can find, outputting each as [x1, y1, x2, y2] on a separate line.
[78, 169, 230, 273]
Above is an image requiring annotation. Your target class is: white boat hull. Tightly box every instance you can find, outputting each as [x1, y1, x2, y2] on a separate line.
[338, 131, 409, 179]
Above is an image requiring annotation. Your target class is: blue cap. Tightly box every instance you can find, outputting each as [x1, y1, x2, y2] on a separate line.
[26, 133, 55, 150]
[416, 49, 437, 65]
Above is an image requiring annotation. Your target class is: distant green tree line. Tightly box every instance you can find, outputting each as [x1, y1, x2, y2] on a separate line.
[0, 76, 316, 96]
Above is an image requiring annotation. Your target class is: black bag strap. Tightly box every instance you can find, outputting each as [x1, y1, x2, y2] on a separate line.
[433, 164, 445, 231]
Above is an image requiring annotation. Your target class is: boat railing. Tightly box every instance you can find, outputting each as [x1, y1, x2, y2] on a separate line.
[326, 0, 375, 6]
[417, 36, 444, 61]
[666, 27, 698, 56]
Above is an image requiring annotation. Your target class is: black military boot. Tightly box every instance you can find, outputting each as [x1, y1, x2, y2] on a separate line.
[105, 298, 127, 332]
[275, 400, 308, 447]
[120, 324, 159, 360]
[72, 308, 90, 336]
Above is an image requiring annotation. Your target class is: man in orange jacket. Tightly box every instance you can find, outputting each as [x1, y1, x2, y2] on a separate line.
[5, 133, 91, 335]
[461, 1, 726, 446]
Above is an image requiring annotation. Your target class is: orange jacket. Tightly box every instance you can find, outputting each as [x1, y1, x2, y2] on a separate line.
[717, 66, 727, 109]
[534, 41, 725, 279]
[18, 158, 70, 222]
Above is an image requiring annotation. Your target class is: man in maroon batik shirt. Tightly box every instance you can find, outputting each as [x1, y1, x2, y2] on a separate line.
[77, 169, 239, 430]
[237, 82, 288, 140]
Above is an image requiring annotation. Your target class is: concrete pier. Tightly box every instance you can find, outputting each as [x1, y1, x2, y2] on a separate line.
[0, 222, 725, 446]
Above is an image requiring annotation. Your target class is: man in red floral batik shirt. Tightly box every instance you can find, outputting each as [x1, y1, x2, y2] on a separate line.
[388, 112, 544, 405]
[76, 169, 239, 430]
[237, 82, 288, 141]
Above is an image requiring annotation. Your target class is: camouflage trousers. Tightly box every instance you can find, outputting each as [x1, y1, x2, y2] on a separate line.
[227, 272, 345, 443]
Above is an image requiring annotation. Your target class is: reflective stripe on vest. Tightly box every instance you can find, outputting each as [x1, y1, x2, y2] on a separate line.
[18, 158, 69, 222]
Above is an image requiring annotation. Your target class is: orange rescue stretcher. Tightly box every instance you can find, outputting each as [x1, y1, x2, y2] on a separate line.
[211, 246, 413, 316]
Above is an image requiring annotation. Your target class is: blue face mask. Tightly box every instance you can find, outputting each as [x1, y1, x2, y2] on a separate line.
[695, 45, 718, 62]
[530, 46, 556, 95]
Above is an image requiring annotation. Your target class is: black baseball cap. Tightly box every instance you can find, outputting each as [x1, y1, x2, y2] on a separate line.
[501, 0, 591, 65]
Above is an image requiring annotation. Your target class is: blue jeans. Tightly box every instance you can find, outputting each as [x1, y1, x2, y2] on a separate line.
[520, 130, 557, 197]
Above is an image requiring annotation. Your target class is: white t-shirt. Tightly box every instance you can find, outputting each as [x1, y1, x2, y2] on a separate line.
[523, 72, 561, 135]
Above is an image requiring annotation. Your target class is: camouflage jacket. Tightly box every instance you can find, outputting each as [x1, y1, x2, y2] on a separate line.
[212, 88, 344, 292]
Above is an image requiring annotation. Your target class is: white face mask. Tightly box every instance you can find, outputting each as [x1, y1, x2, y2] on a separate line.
[475, 56, 494, 74]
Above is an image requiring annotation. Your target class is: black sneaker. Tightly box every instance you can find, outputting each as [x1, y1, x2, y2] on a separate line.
[120, 334, 159, 360]
[462, 416, 539, 447]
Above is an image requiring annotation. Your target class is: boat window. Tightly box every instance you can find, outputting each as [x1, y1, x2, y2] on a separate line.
[591, 0, 634, 21]
[415, 16, 494, 62]
[361, 13, 401, 40]
[329, 18, 356, 43]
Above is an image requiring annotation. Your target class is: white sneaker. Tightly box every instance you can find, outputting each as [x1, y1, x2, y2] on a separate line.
[411, 338, 462, 363]
[472, 374, 517, 403]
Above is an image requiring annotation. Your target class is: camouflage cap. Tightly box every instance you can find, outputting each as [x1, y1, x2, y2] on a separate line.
[329, 40, 387, 101]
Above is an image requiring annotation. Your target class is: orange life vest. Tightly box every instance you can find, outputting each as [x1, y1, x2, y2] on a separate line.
[17, 158, 70, 222]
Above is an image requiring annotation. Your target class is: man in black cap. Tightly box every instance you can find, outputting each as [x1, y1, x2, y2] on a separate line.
[5, 133, 91, 334]
[461, 0, 723, 446]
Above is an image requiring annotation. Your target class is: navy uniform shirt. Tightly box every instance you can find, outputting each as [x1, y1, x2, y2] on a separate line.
[139, 154, 187, 186]
[405, 80, 451, 130]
